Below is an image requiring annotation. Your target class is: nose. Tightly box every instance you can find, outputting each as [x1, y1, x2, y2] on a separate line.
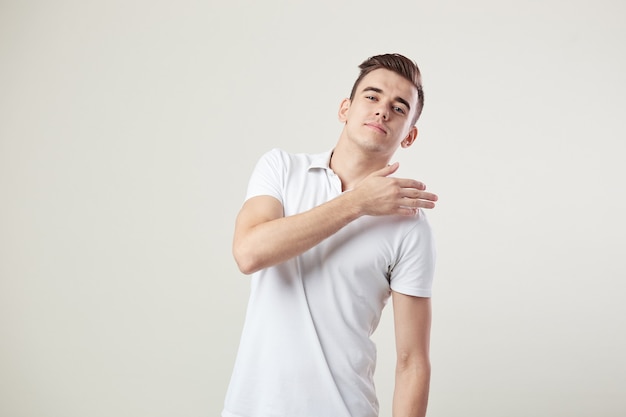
[375, 105, 389, 120]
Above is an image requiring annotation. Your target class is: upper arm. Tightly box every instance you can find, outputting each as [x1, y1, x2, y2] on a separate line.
[232, 195, 284, 270]
[234, 195, 284, 237]
[392, 290, 432, 364]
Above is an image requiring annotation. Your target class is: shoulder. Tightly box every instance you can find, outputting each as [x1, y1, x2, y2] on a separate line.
[378, 210, 436, 257]
[256, 148, 330, 171]
[400, 209, 435, 246]
[378, 209, 433, 238]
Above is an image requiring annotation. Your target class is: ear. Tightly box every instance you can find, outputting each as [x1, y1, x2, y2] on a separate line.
[400, 126, 418, 148]
[338, 98, 351, 123]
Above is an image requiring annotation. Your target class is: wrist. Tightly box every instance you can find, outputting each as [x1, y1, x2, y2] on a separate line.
[336, 189, 364, 221]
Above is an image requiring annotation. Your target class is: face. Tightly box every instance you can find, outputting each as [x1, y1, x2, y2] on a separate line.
[338, 68, 419, 158]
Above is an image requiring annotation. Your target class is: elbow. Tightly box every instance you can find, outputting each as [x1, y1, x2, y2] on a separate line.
[396, 351, 431, 376]
[233, 243, 261, 275]
[235, 259, 259, 275]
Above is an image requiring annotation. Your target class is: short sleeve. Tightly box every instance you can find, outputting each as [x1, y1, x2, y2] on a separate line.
[245, 148, 287, 204]
[389, 210, 437, 298]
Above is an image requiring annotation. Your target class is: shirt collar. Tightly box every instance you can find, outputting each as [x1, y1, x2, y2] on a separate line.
[308, 149, 334, 170]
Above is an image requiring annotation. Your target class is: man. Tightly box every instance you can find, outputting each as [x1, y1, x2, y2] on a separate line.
[223, 53, 438, 417]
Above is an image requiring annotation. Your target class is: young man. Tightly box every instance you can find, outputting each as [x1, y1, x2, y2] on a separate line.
[223, 53, 438, 417]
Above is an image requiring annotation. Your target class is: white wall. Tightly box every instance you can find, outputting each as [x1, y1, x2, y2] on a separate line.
[1, 1, 625, 416]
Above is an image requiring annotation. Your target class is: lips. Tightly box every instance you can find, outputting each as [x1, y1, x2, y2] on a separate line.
[364, 122, 387, 134]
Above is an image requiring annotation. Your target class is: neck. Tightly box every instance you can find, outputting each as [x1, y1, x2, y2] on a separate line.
[329, 140, 391, 191]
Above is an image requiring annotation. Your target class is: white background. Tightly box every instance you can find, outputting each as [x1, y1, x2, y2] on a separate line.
[1, 1, 625, 416]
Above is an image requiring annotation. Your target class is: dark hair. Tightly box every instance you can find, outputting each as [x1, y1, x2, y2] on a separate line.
[349, 53, 424, 124]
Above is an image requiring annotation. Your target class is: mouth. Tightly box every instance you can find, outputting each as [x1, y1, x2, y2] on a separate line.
[364, 122, 387, 134]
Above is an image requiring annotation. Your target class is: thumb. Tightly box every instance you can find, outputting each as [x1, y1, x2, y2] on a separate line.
[375, 162, 399, 177]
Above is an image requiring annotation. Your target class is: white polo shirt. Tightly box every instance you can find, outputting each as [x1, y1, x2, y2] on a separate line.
[223, 148, 436, 417]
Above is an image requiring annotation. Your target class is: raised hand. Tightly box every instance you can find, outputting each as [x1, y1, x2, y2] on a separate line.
[349, 162, 438, 217]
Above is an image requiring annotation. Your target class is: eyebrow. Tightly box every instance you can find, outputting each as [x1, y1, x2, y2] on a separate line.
[362, 86, 412, 111]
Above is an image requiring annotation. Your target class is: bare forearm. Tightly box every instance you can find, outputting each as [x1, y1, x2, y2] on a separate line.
[233, 192, 361, 274]
[392, 362, 431, 417]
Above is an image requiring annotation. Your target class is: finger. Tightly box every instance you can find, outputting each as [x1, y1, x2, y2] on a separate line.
[402, 192, 438, 205]
[418, 200, 436, 209]
[402, 198, 436, 209]
[402, 189, 438, 201]
[395, 206, 419, 216]
[396, 179, 427, 191]
[375, 162, 399, 177]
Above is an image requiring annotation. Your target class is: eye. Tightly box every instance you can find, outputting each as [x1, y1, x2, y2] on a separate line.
[393, 106, 406, 114]
[365, 95, 377, 101]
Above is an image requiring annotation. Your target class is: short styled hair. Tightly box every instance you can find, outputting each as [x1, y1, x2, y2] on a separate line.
[349, 53, 424, 124]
